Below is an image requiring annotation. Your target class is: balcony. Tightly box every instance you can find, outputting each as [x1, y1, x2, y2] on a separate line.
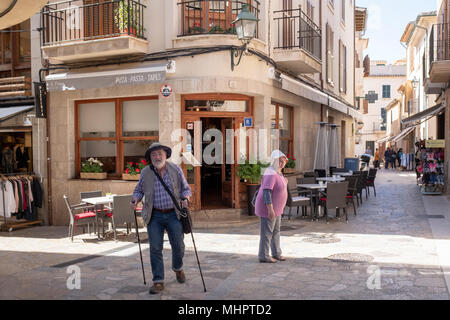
[272, 8, 321, 74]
[41, 0, 148, 63]
[177, 0, 260, 38]
[429, 23, 450, 83]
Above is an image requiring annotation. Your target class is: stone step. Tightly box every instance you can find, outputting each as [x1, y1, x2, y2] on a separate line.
[190, 208, 247, 220]
[192, 215, 259, 229]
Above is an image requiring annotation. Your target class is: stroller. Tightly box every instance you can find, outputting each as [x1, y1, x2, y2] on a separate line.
[360, 154, 372, 171]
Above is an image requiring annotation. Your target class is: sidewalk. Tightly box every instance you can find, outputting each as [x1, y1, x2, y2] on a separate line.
[1, 169, 449, 300]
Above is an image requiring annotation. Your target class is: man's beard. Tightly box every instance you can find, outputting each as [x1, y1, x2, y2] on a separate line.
[153, 160, 165, 169]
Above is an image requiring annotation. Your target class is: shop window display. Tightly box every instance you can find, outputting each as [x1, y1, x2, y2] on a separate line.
[415, 140, 446, 195]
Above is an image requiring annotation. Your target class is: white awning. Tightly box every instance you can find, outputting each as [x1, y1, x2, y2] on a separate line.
[392, 127, 415, 143]
[46, 63, 167, 92]
[280, 74, 361, 120]
[0, 106, 34, 122]
[0, 0, 48, 29]
[376, 136, 391, 144]
[402, 103, 445, 126]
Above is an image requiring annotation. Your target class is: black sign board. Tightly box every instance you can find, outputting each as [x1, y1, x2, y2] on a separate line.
[34, 82, 47, 118]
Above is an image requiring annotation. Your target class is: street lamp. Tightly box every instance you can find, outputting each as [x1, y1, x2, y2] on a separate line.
[230, 4, 259, 71]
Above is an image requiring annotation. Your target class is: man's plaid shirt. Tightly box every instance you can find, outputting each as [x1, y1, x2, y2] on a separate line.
[133, 165, 192, 210]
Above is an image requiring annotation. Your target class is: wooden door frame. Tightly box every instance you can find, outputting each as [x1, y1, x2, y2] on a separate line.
[181, 93, 254, 210]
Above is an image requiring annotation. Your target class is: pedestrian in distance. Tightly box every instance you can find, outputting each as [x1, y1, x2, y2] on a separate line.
[397, 148, 403, 169]
[384, 147, 391, 169]
[374, 148, 380, 169]
[391, 149, 397, 170]
[254, 150, 289, 263]
[131, 142, 192, 295]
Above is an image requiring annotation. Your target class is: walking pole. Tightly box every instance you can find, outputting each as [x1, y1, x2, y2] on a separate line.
[134, 209, 146, 285]
[184, 208, 207, 292]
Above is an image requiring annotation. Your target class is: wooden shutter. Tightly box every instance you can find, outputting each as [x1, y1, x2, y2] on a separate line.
[83, 0, 116, 39]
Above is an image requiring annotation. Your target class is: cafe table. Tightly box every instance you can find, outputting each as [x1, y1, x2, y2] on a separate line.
[82, 195, 116, 239]
[297, 184, 328, 220]
[316, 177, 346, 183]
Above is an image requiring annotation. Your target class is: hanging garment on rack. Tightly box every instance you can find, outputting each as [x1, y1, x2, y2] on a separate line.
[1, 148, 14, 173]
[0, 181, 17, 218]
[16, 147, 29, 169]
[31, 177, 43, 208]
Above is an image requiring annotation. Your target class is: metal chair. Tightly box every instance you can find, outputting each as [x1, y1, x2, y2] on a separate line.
[104, 194, 137, 235]
[304, 171, 318, 178]
[64, 195, 97, 242]
[80, 191, 102, 201]
[345, 176, 358, 216]
[315, 169, 327, 178]
[318, 181, 349, 223]
[366, 169, 378, 197]
[296, 178, 316, 217]
[285, 187, 312, 221]
[355, 171, 368, 204]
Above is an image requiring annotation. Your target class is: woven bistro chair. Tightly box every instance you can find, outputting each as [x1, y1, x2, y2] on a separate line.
[318, 181, 349, 224]
[366, 169, 378, 197]
[64, 195, 98, 242]
[285, 187, 313, 221]
[344, 176, 358, 216]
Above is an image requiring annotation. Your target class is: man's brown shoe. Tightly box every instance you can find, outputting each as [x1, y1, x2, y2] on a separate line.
[149, 283, 164, 294]
[175, 270, 186, 284]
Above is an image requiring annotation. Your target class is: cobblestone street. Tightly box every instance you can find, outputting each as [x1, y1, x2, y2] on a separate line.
[1, 170, 450, 300]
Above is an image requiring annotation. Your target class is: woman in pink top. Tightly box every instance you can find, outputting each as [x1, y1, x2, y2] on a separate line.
[255, 150, 288, 263]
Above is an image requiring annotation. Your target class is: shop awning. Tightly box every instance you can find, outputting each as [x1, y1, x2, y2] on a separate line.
[280, 74, 363, 121]
[0, 0, 48, 29]
[392, 127, 415, 143]
[401, 103, 445, 126]
[46, 63, 168, 92]
[0, 105, 34, 122]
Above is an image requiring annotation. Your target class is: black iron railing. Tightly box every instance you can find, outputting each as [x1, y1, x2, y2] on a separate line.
[273, 8, 321, 61]
[429, 23, 450, 69]
[42, 0, 146, 46]
[177, 0, 260, 38]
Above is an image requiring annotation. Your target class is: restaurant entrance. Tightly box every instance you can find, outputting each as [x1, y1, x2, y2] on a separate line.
[181, 94, 253, 211]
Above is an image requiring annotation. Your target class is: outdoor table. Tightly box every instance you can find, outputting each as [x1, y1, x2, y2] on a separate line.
[297, 184, 328, 220]
[336, 172, 354, 177]
[316, 177, 346, 183]
[82, 195, 116, 239]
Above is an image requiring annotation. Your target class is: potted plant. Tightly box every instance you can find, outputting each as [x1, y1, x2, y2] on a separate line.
[237, 161, 269, 215]
[80, 158, 107, 180]
[114, 1, 144, 36]
[284, 154, 297, 174]
[208, 25, 224, 34]
[123, 159, 147, 180]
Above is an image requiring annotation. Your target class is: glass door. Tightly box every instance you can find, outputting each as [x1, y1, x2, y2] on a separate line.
[182, 116, 202, 211]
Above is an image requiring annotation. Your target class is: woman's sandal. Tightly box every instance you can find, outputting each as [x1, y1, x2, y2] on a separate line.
[259, 258, 278, 263]
[273, 256, 286, 262]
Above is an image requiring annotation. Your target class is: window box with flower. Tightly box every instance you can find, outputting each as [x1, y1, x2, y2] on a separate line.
[122, 160, 147, 180]
[284, 154, 297, 174]
[80, 158, 107, 180]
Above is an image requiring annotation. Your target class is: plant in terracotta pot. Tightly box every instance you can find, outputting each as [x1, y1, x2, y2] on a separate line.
[237, 160, 269, 215]
[80, 158, 106, 180]
[123, 159, 147, 180]
[114, 1, 144, 36]
[284, 154, 297, 174]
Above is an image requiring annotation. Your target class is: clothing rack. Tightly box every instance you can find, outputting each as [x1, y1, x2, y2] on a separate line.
[0, 172, 43, 232]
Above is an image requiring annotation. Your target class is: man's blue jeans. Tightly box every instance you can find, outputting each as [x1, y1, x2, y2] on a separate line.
[147, 210, 185, 284]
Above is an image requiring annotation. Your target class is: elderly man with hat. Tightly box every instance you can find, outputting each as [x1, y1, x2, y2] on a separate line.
[131, 142, 192, 294]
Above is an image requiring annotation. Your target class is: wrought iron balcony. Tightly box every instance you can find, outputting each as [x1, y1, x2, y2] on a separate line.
[273, 8, 321, 61]
[429, 23, 450, 83]
[177, 0, 260, 38]
[42, 0, 146, 46]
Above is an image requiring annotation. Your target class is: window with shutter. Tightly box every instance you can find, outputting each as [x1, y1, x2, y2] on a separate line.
[83, 0, 117, 39]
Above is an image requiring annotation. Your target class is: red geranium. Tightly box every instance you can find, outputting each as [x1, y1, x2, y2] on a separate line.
[124, 159, 147, 175]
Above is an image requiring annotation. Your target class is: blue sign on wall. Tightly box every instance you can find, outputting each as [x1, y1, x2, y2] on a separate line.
[244, 117, 253, 128]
